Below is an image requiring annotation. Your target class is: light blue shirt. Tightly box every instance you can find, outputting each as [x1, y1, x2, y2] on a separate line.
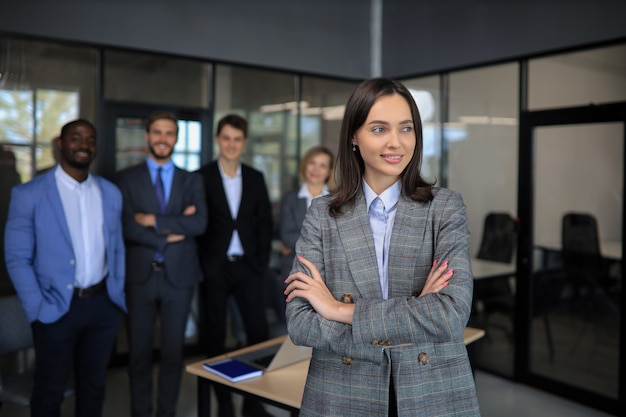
[363, 180, 401, 299]
[146, 158, 174, 204]
[218, 161, 245, 256]
[55, 165, 107, 288]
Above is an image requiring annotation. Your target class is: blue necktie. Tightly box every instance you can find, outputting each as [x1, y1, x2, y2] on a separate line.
[154, 167, 166, 262]
[155, 167, 166, 213]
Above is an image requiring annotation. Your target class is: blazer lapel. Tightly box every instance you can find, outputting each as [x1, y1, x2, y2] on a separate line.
[388, 196, 428, 296]
[336, 195, 383, 298]
[210, 162, 231, 216]
[167, 168, 183, 213]
[44, 172, 73, 248]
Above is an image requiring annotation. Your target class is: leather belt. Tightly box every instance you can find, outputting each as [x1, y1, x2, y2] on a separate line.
[74, 278, 107, 298]
[226, 255, 244, 263]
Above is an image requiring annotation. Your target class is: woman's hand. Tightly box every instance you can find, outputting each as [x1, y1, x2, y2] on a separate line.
[284, 256, 354, 324]
[418, 259, 452, 297]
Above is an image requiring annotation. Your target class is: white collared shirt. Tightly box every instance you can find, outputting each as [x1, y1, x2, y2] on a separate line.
[55, 165, 107, 288]
[218, 161, 245, 256]
[297, 183, 329, 208]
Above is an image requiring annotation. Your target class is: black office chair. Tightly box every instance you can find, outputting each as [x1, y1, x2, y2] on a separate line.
[474, 213, 517, 338]
[0, 295, 73, 410]
[476, 212, 517, 264]
[561, 212, 617, 311]
[531, 268, 567, 362]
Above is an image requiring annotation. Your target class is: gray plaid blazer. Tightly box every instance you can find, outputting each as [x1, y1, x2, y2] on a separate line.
[286, 187, 481, 416]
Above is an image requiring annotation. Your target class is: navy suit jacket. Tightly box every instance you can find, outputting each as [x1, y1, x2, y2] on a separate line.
[4, 168, 126, 323]
[116, 162, 207, 287]
[196, 161, 272, 277]
[279, 188, 307, 279]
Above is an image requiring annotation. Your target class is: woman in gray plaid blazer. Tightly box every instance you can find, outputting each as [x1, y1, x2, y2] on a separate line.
[285, 78, 481, 416]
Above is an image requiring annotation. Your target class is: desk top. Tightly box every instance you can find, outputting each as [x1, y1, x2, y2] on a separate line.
[471, 258, 516, 280]
[186, 328, 486, 410]
[535, 240, 621, 261]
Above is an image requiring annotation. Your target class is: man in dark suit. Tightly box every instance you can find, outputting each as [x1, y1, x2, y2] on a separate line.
[4, 119, 126, 417]
[116, 111, 207, 417]
[196, 114, 273, 417]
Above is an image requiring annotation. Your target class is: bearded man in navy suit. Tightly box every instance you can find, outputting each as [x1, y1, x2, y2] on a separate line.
[116, 111, 207, 417]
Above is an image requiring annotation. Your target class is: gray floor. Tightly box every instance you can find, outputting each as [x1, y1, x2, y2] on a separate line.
[1, 363, 614, 417]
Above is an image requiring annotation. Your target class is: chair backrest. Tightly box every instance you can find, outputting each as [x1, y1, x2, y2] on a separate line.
[476, 212, 516, 263]
[0, 295, 34, 356]
[561, 212, 601, 255]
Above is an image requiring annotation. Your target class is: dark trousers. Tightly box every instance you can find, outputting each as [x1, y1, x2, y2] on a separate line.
[31, 291, 120, 417]
[201, 258, 269, 410]
[126, 266, 194, 417]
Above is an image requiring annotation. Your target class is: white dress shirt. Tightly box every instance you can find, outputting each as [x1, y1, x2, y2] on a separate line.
[297, 183, 329, 208]
[218, 161, 245, 256]
[55, 165, 107, 288]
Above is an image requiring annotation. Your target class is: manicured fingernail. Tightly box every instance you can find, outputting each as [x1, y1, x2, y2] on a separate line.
[433, 259, 437, 267]
[447, 269, 453, 275]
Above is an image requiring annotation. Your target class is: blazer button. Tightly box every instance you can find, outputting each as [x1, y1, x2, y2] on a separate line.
[370, 340, 378, 346]
[342, 356, 353, 365]
[384, 340, 393, 346]
[341, 294, 354, 304]
[418, 353, 429, 365]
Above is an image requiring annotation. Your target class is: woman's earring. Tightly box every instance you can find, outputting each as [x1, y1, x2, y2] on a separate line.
[352, 143, 356, 152]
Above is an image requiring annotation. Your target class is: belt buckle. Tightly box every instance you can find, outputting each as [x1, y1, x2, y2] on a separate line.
[227, 255, 241, 262]
[152, 261, 165, 271]
[76, 287, 88, 297]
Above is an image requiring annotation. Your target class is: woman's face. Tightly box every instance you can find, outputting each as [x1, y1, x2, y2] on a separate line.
[304, 152, 332, 187]
[353, 93, 415, 194]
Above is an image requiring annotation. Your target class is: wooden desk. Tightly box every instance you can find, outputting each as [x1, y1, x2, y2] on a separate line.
[186, 328, 486, 417]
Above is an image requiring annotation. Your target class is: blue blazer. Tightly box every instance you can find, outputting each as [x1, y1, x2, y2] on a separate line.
[4, 168, 127, 323]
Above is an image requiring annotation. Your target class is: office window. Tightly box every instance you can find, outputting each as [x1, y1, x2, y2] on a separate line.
[213, 65, 296, 209]
[529, 44, 626, 110]
[104, 50, 212, 109]
[447, 63, 519, 378]
[0, 38, 96, 181]
[298, 77, 358, 190]
[401, 76, 441, 184]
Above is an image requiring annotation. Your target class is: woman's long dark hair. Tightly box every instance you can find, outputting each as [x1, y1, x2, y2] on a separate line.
[328, 78, 434, 217]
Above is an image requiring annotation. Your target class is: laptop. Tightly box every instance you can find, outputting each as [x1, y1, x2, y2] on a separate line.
[230, 335, 312, 372]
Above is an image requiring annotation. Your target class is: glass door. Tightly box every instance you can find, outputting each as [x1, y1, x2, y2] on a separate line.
[518, 103, 625, 415]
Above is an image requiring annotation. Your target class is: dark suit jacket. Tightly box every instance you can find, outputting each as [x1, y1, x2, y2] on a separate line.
[279, 188, 307, 279]
[196, 161, 272, 277]
[116, 162, 207, 287]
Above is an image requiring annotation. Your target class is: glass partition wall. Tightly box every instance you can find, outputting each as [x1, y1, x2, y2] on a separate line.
[1, 32, 624, 414]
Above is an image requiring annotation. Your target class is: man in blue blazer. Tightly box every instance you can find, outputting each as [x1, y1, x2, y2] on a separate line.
[4, 119, 126, 417]
[196, 114, 273, 417]
[116, 111, 207, 417]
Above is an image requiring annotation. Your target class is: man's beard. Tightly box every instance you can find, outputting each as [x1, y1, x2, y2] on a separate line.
[65, 155, 93, 170]
[149, 145, 173, 161]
